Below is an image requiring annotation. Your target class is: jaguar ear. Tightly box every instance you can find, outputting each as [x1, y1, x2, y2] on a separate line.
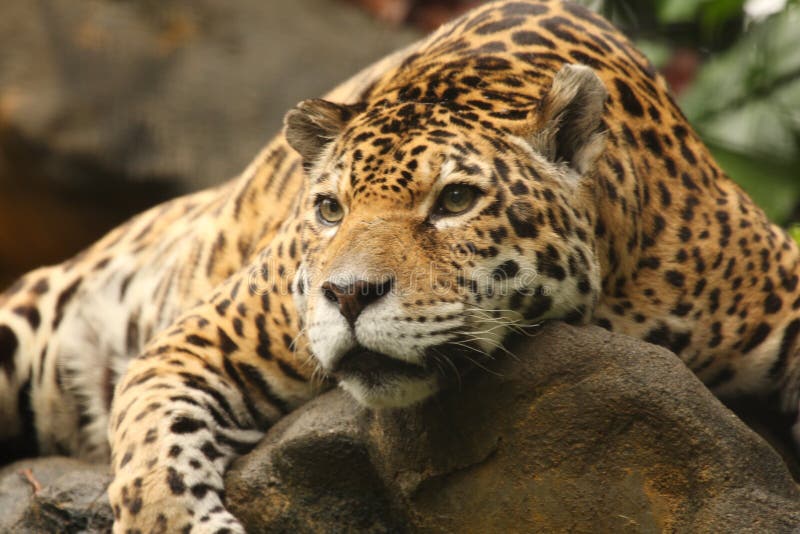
[284, 99, 364, 169]
[530, 64, 608, 174]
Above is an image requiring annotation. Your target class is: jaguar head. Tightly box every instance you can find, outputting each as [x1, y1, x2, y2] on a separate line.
[285, 64, 607, 407]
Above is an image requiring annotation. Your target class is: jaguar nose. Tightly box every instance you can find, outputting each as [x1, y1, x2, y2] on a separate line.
[321, 278, 394, 327]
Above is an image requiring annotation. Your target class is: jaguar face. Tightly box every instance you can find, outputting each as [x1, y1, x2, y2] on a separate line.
[285, 64, 607, 407]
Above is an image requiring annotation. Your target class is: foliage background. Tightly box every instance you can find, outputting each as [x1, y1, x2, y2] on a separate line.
[578, 0, 800, 230]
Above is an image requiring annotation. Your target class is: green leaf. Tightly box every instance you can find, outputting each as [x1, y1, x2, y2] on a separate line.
[635, 39, 672, 68]
[789, 226, 800, 245]
[679, 5, 800, 224]
[680, 4, 800, 161]
[701, 0, 746, 29]
[705, 141, 800, 224]
[657, 0, 707, 23]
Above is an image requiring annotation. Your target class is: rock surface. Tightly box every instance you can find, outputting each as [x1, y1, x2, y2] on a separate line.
[2, 324, 799, 532]
[0, 457, 112, 533]
[0, 0, 419, 286]
[0, 0, 418, 189]
[225, 323, 800, 533]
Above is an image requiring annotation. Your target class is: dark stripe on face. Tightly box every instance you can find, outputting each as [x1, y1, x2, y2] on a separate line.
[492, 260, 520, 281]
[506, 201, 538, 239]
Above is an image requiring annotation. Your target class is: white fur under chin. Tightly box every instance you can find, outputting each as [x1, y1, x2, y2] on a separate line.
[339, 375, 439, 408]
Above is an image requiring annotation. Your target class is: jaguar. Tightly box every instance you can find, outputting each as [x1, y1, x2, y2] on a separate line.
[1, 1, 798, 531]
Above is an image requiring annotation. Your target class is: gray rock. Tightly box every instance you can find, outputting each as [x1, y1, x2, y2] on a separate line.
[0, 457, 112, 533]
[0, 0, 419, 286]
[0, 0, 419, 191]
[226, 323, 800, 533]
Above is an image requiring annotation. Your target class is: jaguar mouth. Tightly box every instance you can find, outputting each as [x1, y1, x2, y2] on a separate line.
[331, 346, 430, 385]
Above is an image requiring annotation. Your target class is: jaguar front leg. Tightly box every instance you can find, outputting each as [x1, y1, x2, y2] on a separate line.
[108, 265, 316, 533]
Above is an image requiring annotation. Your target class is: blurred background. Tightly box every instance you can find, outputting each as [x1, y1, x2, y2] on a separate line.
[0, 0, 798, 287]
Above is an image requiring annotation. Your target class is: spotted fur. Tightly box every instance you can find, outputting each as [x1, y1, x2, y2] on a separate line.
[1, 1, 799, 531]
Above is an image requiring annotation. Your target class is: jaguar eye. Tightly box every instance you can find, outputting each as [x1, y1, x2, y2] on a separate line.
[436, 184, 481, 215]
[316, 197, 344, 225]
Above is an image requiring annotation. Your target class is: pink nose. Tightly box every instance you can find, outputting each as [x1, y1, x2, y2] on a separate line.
[320, 278, 394, 327]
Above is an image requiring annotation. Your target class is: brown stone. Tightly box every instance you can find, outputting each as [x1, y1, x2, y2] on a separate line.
[226, 323, 800, 532]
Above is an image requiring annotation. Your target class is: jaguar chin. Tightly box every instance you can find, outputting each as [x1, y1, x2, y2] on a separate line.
[332, 341, 501, 408]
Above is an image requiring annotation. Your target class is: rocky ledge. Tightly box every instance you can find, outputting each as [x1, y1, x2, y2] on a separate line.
[3, 323, 800, 532]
